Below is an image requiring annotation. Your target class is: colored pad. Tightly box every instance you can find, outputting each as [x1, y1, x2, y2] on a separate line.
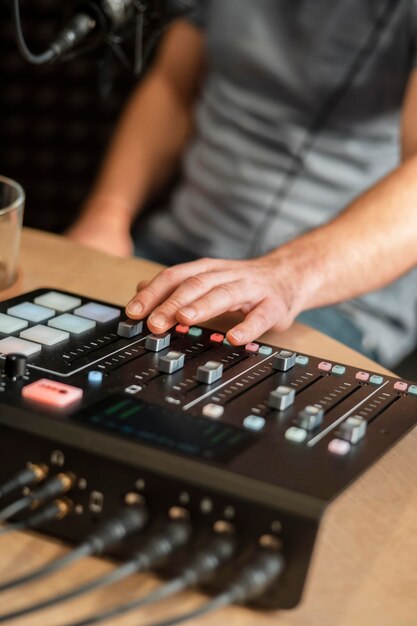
[285, 427, 307, 443]
[408, 384, 417, 396]
[259, 345, 273, 356]
[370, 374, 384, 385]
[88, 371, 103, 384]
[175, 324, 189, 334]
[210, 333, 224, 343]
[188, 327, 203, 337]
[0, 313, 28, 334]
[48, 314, 96, 335]
[34, 291, 82, 311]
[295, 355, 309, 366]
[243, 415, 266, 431]
[394, 381, 408, 392]
[318, 361, 332, 372]
[22, 378, 83, 407]
[356, 371, 370, 382]
[7, 302, 55, 323]
[74, 303, 120, 323]
[0, 336, 42, 357]
[20, 325, 69, 346]
[202, 403, 224, 419]
[245, 342, 259, 353]
[332, 365, 346, 376]
[328, 438, 351, 456]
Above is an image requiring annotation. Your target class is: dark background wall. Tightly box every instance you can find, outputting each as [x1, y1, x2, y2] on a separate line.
[0, 0, 137, 234]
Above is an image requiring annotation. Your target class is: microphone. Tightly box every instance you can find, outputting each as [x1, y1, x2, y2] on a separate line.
[12, 0, 138, 65]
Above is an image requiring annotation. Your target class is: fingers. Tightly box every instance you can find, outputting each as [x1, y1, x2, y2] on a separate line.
[227, 300, 279, 345]
[135, 280, 150, 292]
[126, 258, 226, 319]
[126, 258, 295, 344]
[174, 280, 251, 327]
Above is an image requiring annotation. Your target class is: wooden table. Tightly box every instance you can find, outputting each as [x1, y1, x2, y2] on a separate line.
[0, 228, 416, 626]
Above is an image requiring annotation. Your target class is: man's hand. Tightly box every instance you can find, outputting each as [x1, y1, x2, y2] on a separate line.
[126, 255, 306, 345]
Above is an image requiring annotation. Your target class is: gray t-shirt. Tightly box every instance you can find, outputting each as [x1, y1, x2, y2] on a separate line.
[147, 0, 417, 365]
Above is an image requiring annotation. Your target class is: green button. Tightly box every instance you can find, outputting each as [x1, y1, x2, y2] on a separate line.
[369, 374, 384, 385]
[223, 338, 231, 346]
[295, 355, 309, 366]
[408, 385, 417, 396]
[332, 365, 346, 376]
[188, 327, 203, 337]
[259, 345, 273, 356]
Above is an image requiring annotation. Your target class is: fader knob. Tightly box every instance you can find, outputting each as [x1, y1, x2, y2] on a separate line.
[4, 353, 27, 379]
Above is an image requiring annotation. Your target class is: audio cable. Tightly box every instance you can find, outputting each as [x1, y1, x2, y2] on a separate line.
[0, 463, 48, 500]
[0, 498, 71, 538]
[133, 549, 285, 626]
[0, 516, 191, 623]
[60, 532, 237, 626]
[0, 504, 148, 594]
[0, 472, 74, 523]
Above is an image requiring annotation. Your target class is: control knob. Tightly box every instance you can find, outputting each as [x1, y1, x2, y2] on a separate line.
[4, 353, 27, 380]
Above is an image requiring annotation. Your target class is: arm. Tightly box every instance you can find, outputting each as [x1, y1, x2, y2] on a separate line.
[67, 20, 205, 256]
[126, 70, 417, 344]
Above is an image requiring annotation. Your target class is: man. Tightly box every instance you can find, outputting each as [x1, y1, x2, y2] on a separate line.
[68, 0, 417, 367]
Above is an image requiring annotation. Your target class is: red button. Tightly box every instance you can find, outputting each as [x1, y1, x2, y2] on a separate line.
[210, 333, 224, 343]
[22, 379, 83, 407]
[175, 324, 190, 334]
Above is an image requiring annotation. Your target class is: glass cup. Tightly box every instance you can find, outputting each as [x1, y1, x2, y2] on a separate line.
[0, 176, 25, 290]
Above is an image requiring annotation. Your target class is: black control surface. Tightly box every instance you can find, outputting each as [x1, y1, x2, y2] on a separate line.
[0, 288, 416, 609]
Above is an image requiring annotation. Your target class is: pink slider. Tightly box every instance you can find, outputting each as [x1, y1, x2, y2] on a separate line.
[22, 378, 83, 408]
[175, 324, 190, 334]
[356, 371, 370, 382]
[245, 342, 260, 353]
[318, 361, 332, 372]
[394, 381, 408, 392]
[210, 333, 224, 343]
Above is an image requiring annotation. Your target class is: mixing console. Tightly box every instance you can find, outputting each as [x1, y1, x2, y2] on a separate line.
[0, 288, 416, 614]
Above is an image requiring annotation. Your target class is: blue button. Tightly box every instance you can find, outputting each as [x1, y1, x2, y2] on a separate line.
[408, 385, 417, 396]
[243, 415, 266, 431]
[88, 371, 103, 384]
[332, 365, 346, 376]
[188, 327, 203, 337]
[8, 302, 55, 323]
[259, 345, 273, 356]
[369, 374, 384, 385]
[296, 355, 309, 366]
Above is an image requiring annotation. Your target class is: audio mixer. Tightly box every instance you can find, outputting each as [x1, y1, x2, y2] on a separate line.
[0, 288, 416, 617]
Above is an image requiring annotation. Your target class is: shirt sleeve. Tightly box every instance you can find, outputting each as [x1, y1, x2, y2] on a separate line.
[410, 0, 417, 67]
[184, 0, 208, 30]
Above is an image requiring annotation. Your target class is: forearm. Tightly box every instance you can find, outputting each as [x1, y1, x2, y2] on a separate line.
[86, 72, 193, 225]
[80, 20, 204, 227]
[272, 153, 417, 312]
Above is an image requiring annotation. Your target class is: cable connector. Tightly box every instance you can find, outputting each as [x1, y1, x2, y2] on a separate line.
[225, 550, 285, 604]
[85, 506, 148, 555]
[30, 472, 75, 508]
[0, 498, 72, 539]
[0, 504, 148, 594]
[0, 463, 48, 500]
[181, 535, 236, 586]
[26, 498, 72, 529]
